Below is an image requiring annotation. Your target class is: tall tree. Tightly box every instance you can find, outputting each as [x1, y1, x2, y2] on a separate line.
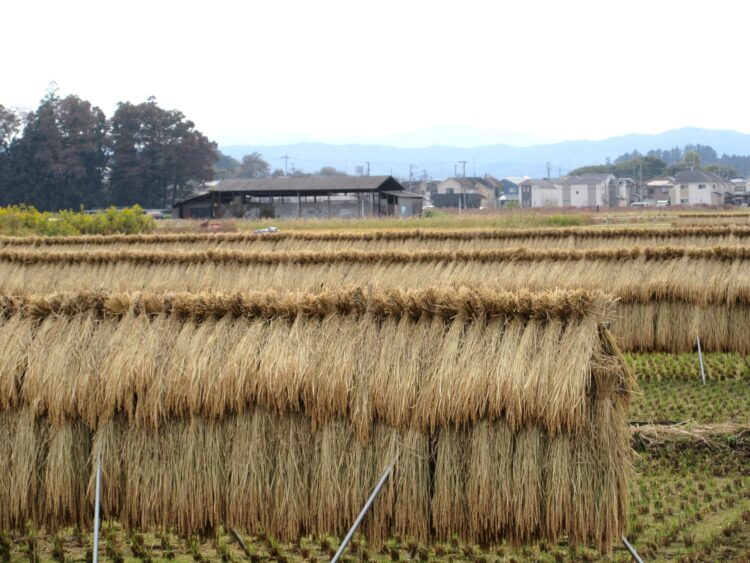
[0, 105, 20, 151]
[214, 151, 242, 178]
[238, 152, 270, 178]
[0, 105, 21, 203]
[109, 98, 217, 207]
[1, 91, 109, 209]
[317, 166, 347, 176]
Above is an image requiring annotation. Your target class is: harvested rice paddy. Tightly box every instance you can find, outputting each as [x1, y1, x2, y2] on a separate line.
[1, 217, 749, 561]
[1, 445, 748, 562]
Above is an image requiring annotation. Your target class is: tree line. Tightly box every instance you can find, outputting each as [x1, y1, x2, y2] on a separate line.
[215, 152, 348, 179]
[570, 144, 750, 181]
[0, 87, 217, 211]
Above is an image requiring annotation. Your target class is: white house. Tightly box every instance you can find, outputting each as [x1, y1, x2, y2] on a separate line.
[436, 176, 502, 207]
[554, 174, 621, 208]
[730, 178, 750, 205]
[671, 170, 732, 206]
[519, 178, 560, 208]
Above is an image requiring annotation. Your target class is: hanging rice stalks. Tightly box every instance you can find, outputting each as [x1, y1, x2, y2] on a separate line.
[0, 287, 632, 552]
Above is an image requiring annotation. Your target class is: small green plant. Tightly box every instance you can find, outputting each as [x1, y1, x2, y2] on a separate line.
[0, 532, 11, 562]
[51, 534, 65, 562]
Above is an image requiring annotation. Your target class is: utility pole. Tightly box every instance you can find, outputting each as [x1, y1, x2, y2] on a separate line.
[281, 154, 291, 176]
[366, 162, 370, 176]
[458, 160, 468, 177]
[409, 164, 418, 184]
[639, 157, 643, 200]
[546, 161, 551, 179]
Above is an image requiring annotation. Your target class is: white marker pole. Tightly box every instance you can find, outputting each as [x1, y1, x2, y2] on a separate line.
[92, 452, 102, 563]
[697, 336, 706, 385]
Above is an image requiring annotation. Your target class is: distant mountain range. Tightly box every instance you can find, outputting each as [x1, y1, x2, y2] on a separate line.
[220, 127, 750, 180]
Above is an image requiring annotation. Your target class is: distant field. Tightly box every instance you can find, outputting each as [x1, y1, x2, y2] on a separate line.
[155, 207, 750, 234]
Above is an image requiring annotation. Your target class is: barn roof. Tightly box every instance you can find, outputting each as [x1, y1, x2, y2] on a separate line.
[212, 175, 402, 194]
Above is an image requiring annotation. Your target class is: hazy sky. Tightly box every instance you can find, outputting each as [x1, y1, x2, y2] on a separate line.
[5, 0, 750, 147]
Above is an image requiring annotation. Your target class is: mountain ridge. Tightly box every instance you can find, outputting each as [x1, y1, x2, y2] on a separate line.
[221, 127, 750, 180]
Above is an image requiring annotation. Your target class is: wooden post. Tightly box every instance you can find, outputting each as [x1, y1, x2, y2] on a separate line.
[298, 193, 301, 218]
[328, 193, 332, 218]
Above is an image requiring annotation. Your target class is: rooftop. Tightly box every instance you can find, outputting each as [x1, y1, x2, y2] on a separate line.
[674, 170, 730, 184]
[213, 175, 402, 193]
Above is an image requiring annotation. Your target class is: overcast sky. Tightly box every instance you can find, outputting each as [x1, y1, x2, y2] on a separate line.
[4, 0, 750, 147]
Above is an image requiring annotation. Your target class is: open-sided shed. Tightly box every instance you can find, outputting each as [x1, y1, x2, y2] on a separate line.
[173, 176, 423, 219]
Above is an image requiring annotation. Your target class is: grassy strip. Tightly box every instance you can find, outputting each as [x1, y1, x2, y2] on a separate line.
[630, 380, 750, 425]
[626, 352, 750, 381]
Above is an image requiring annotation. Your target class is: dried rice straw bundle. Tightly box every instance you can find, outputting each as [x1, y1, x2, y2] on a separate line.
[0, 409, 17, 529]
[9, 408, 48, 527]
[393, 430, 431, 542]
[43, 419, 91, 529]
[432, 425, 469, 539]
[0, 286, 631, 551]
[89, 416, 126, 520]
[466, 420, 513, 544]
[0, 316, 34, 410]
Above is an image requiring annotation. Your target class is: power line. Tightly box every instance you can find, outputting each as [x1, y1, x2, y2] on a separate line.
[280, 154, 291, 176]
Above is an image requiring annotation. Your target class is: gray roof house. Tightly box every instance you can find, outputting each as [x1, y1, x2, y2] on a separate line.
[553, 174, 625, 207]
[435, 176, 502, 208]
[672, 170, 733, 206]
[518, 178, 560, 208]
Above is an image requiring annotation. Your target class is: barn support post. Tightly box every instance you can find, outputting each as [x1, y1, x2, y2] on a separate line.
[328, 193, 332, 218]
[298, 192, 301, 218]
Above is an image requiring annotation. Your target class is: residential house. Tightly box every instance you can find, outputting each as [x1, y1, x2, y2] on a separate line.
[516, 173, 634, 209]
[730, 178, 750, 205]
[498, 177, 526, 205]
[518, 178, 560, 208]
[554, 174, 621, 208]
[435, 176, 501, 208]
[671, 170, 733, 206]
[643, 177, 675, 204]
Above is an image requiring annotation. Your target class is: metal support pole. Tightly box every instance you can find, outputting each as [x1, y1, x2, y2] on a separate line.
[621, 536, 644, 563]
[697, 336, 706, 385]
[330, 463, 393, 563]
[92, 452, 102, 563]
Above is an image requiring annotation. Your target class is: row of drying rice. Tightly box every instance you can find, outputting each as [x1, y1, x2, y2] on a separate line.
[2, 224, 750, 251]
[1, 245, 748, 352]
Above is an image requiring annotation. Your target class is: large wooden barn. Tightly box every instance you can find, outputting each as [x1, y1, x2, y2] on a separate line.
[173, 176, 423, 220]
